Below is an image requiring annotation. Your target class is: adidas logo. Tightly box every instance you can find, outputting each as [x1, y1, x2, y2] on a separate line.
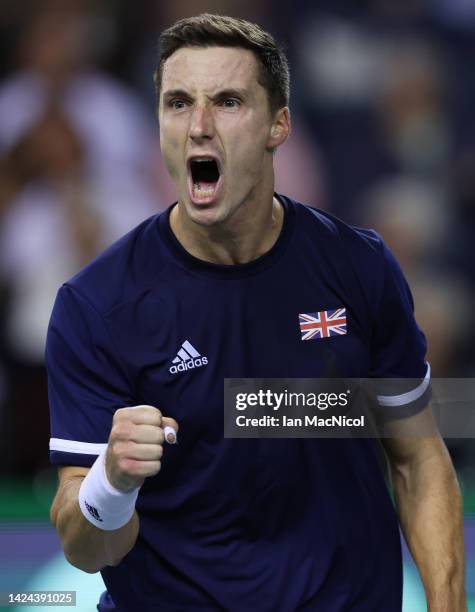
[169, 340, 208, 374]
[85, 500, 102, 522]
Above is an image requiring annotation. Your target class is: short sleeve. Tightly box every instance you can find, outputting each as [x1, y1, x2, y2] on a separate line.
[46, 284, 135, 466]
[369, 240, 431, 419]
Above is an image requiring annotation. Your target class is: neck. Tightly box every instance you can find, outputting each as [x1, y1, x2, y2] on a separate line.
[169, 192, 284, 265]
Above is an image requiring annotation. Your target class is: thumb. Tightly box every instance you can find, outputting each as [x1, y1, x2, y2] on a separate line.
[162, 416, 179, 444]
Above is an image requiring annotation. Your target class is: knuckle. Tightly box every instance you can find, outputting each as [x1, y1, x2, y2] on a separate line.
[141, 405, 161, 417]
[107, 440, 122, 463]
[113, 421, 132, 440]
[117, 457, 130, 474]
[113, 408, 123, 420]
[113, 407, 128, 421]
[118, 457, 138, 475]
[108, 440, 122, 457]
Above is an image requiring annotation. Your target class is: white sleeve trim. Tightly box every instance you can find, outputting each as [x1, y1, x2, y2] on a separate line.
[376, 363, 431, 407]
[49, 438, 107, 455]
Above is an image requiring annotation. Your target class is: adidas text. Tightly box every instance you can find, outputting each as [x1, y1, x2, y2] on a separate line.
[170, 356, 208, 374]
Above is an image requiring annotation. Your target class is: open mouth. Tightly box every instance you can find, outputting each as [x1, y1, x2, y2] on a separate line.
[188, 158, 221, 203]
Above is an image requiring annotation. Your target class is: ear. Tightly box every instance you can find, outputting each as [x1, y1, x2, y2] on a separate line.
[266, 107, 291, 151]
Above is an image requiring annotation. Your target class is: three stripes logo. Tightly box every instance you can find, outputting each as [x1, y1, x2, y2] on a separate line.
[169, 340, 208, 375]
[85, 500, 103, 522]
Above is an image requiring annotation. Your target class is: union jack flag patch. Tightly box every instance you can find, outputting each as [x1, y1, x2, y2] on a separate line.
[299, 308, 347, 340]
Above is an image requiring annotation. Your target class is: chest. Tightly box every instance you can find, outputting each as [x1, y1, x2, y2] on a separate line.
[109, 271, 373, 437]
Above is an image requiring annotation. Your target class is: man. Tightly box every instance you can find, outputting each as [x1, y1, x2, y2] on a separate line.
[47, 14, 466, 612]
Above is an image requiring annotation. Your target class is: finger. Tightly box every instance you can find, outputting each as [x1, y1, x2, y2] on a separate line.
[163, 425, 178, 444]
[129, 424, 165, 445]
[117, 405, 162, 426]
[124, 442, 163, 461]
[120, 458, 161, 478]
[161, 417, 179, 444]
[161, 416, 179, 433]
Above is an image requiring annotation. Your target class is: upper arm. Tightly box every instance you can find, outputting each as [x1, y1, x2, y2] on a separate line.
[46, 284, 133, 469]
[366, 236, 432, 423]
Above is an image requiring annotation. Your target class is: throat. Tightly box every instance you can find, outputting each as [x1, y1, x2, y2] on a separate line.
[171, 196, 284, 265]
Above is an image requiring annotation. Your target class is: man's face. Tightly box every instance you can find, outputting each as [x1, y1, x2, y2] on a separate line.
[158, 46, 285, 226]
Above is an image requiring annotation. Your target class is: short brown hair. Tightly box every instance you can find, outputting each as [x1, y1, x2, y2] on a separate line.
[155, 14, 290, 114]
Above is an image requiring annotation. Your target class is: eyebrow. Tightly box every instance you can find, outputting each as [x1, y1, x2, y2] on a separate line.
[162, 89, 192, 101]
[209, 88, 248, 101]
[162, 88, 248, 101]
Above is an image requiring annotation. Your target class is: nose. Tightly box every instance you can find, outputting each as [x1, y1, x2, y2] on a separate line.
[189, 105, 215, 142]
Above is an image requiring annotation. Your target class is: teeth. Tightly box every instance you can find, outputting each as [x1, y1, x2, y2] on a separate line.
[193, 184, 216, 197]
[192, 157, 214, 162]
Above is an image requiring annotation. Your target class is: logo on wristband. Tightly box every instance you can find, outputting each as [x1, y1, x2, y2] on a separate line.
[85, 500, 103, 522]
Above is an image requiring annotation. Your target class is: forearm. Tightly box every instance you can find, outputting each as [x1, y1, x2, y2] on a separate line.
[51, 476, 139, 573]
[391, 441, 466, 611]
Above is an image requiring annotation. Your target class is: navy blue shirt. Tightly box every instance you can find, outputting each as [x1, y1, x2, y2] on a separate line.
[47, 196, 430, 611]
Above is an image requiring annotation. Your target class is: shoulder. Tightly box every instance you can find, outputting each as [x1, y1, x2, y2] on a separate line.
[285, 196, 396, 317]
[63, 212, 163, 315]
[290, 197, 386, 264]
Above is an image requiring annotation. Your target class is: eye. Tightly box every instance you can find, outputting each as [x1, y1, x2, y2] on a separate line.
[221, 98, 240, 109]
[169, 99, 187, 110]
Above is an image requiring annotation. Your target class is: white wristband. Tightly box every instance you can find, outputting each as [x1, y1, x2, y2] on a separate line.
[78, 448, 140, 531]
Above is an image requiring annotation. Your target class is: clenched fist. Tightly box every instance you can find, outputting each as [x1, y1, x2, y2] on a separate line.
[105, 405, 179, 492]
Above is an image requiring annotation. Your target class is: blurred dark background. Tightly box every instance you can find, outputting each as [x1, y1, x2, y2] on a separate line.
[0, 0, 473, 606]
